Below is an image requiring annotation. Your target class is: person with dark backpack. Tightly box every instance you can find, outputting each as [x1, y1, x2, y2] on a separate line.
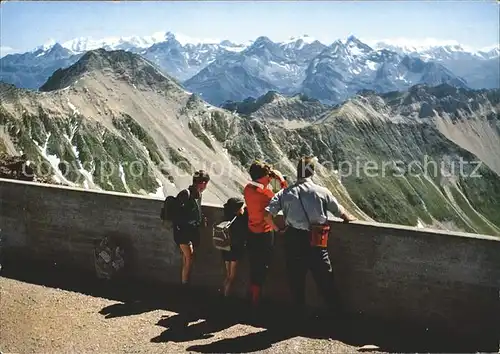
[218, 197, 249, 298]
[162, 170, 210, 287]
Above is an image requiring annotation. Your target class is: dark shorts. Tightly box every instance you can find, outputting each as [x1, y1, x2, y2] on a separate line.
[174, 224, 201, 248]
[221, 244, 245, 262]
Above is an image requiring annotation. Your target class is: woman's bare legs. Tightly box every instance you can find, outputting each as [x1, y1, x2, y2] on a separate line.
[223, 261, 238, 296]
[179, 243, 194, 284]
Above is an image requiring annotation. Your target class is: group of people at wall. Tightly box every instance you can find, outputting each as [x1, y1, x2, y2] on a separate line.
[170, 156, 356, 315]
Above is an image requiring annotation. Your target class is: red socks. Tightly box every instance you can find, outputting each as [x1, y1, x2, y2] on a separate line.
[250, 284, 261, 307]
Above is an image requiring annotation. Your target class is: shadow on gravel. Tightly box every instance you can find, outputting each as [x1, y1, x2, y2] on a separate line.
[1, 257, 496, 353]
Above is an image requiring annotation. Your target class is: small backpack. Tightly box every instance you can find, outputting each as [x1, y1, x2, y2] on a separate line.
[212, 197, 245, 251]
[160, 196, 178, 223]
[160, 189, 190, 225]
[212, 215, 237, 251]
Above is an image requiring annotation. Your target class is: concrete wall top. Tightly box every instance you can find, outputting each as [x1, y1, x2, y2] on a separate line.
[2, 177, 499, 242]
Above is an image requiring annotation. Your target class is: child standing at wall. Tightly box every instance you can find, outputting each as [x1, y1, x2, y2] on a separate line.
[220, 197, 249, 297]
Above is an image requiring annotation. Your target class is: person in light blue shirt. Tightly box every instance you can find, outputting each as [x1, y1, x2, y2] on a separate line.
[264, 156, 356, 315]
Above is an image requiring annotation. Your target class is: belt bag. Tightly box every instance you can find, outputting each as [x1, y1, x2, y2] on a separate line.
[298, 189, 330, 248]
[309, 223, 330, 248]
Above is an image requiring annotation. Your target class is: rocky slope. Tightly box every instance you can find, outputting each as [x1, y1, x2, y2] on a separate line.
[0, 49, 252, 204]
[1, 49, 499, 236]
[192, 85, 500, 235]
[0, 153, 55, 184]
[221, 91, 331, 125]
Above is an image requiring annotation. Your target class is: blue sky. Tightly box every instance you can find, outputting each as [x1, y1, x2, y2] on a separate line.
[1, 1, 498, 54]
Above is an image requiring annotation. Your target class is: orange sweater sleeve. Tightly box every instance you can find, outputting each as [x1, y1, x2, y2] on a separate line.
[262, 187, 275, 202]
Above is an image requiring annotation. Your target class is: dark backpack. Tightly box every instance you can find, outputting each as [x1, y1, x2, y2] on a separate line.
[161, 196, 178, 222]
[160, 189, 191, 224]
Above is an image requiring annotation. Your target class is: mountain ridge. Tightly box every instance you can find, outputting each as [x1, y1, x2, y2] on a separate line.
[39, 48, 183, 92]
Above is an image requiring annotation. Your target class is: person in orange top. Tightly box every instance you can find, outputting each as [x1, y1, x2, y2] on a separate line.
[243, 160, 288, 308]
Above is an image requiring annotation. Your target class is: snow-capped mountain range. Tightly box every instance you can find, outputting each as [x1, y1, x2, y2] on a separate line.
[32, 31, 248, 56]
[1, 31, 498, 105]
[26, 32, 498, 58]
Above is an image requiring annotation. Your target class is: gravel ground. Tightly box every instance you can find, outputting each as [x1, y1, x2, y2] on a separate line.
[0, 276, 378, 353]
[1, 262, 489, 354]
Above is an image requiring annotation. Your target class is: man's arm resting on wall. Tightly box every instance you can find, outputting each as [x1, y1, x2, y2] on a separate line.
[264, 211, 280, 232]
[325, 192, 356, 223]
[339, 209, 356, 223]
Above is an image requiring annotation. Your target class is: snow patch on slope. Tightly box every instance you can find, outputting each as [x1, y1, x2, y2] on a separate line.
[61, 124, 99, 190]
[149, 178, 165, 199]
[119, 164, 131, 193]
[33, 132, 75, 186]
[67, 100, 80, 115]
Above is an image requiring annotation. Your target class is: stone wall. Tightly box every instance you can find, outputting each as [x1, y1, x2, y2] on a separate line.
[1, 178, 499, 343]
